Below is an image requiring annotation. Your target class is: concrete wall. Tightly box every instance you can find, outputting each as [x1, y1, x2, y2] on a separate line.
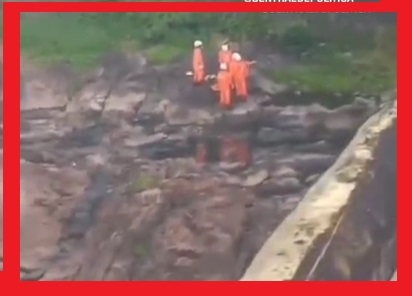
[242, 101, 397, 281]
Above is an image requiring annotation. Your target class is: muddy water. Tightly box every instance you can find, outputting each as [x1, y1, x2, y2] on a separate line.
[45, 113, 315, 220]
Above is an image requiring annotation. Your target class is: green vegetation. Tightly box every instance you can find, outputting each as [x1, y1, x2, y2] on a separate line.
[15, 11, 397, 95]
[270, 20, 396, 95]
[134, 242, 150, 257]
[130, 173, 160, 192]
[271, 48, 396, 95]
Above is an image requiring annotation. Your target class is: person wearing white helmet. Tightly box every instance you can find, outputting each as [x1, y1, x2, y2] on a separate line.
[194, 40, 203, 48]
[215, 63, 233, 109]
[219, 42, 232, 65]
[221, 44, 229, 51]
[230, 52, 256, 100]
[232, 52, 243, 62]
[192, 40, 205, 84]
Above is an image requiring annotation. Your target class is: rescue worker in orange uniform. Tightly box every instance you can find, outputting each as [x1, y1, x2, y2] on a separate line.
[192, 40, 206, 84]
[216, 63, 233, 109]
[218, 43, 232, 66]
[230, 52, 255, 100]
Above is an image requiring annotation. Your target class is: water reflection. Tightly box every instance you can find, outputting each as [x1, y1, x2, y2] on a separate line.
[195, 135, 251, 167]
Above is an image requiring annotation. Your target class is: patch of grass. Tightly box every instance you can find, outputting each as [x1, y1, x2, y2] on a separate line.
[130, 174, 161, 193]
[270, 22, 397, 96]
[20, 14, 114, 68]
[134, 243, 150, 257]
[144, 44, 186, 65]
[17, 12, 396, 96]
[271, 50, 396, 96]
[19, 13, 192, 67]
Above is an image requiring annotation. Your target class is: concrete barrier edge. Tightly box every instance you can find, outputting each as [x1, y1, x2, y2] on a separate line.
[241, 103, 397, 281]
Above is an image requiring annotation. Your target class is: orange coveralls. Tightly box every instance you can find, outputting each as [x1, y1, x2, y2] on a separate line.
[230, 60, 253, 99]
[219, 50, 232, 66]
[217, 69, 233, 108]
[192, 48, 206, 84]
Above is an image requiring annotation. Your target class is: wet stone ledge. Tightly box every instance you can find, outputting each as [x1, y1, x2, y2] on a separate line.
[294, 119, 397, 281]
[241, 102, 397, 281]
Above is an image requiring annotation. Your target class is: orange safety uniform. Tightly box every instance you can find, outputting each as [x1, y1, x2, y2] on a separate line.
[192, 48, 206, 84]
[219, 50, 232, 66]
[217, 69, 233, 108]
[230, 60, 253, 99]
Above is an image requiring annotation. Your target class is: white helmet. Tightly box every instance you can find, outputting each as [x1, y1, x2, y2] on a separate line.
[221, 44, 229, 51]
[220, 63, 228, 70]
[194, 40, 203, 47]
[232, 52, 241, 61]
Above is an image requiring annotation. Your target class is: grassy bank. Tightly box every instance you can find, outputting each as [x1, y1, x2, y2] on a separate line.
[271, 46, 396, 96]
[17, 12, 396, 96]
[20, 13, 197, 67]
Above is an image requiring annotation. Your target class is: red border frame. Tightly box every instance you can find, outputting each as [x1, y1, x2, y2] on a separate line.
[1, 0, 405, 290]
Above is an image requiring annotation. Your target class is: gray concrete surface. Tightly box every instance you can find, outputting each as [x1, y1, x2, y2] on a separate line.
[242, 102, 397, 281]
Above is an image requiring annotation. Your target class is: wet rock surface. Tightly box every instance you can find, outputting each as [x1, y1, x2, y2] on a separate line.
[19, 54, 377, 280]
[294, 120, 397, 281]
[241, 103, 396, 281]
